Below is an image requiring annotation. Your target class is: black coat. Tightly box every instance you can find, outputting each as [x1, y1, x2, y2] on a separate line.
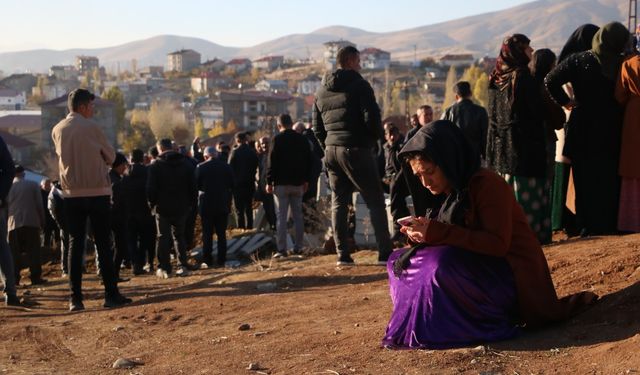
[487, 71, 546, 177]
[147, 151, 197, 217]
[442, 99, 489, 159]
[267, 129, 312, 186]
[312, 69, 383, 149]
[0, 136, 14, 204]
[109, 169, 127, 220]
[196, 158, 235, 215]
[228, 143, 259, 187]
[123, 163, 152, 218]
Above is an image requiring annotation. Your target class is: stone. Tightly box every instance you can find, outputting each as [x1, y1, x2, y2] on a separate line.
[112, 358, 143, 369]
[247, 362, 262, 370]
[238, 323, 251, 331]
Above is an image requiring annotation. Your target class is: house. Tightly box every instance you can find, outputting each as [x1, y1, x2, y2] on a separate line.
[226, 58, 252, 74]
[138, 66, 164, 79]
[197, 102, 224, 129]
[360, 48, 391, 70]
[75, 55, 100, 73]
[49, 65, 78, 81]
[0, 111, 41, 163]
[0, 89, 26, 110]
[0, 130, 34, 164]
[32, 80, 77, 102]
[323, 40, 356, 71]
[200, 58, 226, 73]
[297, 74, 322, 95]
[255, 79, 288, 93]
[40, 94, 116, 148]
[0, 74, 37, 95]
[219, 90, 293, 131]
[167, 49, 201, 73]
[439, 54, 475, 68]
[252, 56, 284, 71]
[191, 72, 218, 94]
[478, 56, 498, 74]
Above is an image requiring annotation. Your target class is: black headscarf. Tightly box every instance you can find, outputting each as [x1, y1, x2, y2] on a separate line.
[489, 34, 531, 92]
[591, 21, 629, 81]
[558, 24, 600, 63]
[393, 121, 481, 276]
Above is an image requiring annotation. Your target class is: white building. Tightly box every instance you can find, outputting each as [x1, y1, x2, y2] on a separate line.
[191, 73, 216, 94]
[297, 74, 322, 95]
[255, 79, 288, 93]
[252, 56, 284, 71]
[323, 40, 356, 71]
[167, 49, 201, 72]
[360, 48, 391, 70]
[0, 88, 26, 110]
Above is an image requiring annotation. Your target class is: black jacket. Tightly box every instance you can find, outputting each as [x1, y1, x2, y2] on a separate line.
[228, 143, 259, 187]
[109, 169, 127, 220]
[0, 136, 14, 204]
[147, 151, 197, 217]
[441, 99, 489, 158]
[312, 69, 383, 149]
[123, 163, 152, 218]
[196, 158, 235, 215]
[267, 129, 312, 186]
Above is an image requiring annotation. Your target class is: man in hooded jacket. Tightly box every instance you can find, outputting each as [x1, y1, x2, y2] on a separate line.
[312, 46, 392, 265]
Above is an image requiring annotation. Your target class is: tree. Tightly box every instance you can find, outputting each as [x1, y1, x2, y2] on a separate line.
[250, 67, 261, 83]
[442, 66, 458, 109]
[102, 86, 127, 145]
[148, 101, 186, 140]
[473, 73, 490, 108]
[194, 117, 206, 138]
[122, 109, 155, 154]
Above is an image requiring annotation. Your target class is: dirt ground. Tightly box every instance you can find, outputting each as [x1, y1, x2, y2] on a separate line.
[1, 233, 639, 375]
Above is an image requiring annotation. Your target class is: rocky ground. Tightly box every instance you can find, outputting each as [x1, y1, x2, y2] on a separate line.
[0, 233, 639, 374]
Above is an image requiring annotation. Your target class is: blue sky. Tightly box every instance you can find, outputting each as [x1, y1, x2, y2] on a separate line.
[0, 0, 533, 52]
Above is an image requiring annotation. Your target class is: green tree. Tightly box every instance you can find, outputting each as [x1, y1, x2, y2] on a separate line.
[194, 117, 206, 138]
[473, 73, 490, 108]
[102, 86, 126, 144]
[148, 101, 187, 140]
[442, 65, 458, 109]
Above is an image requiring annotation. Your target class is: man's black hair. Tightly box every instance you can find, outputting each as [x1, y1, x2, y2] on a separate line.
[278, 113, 293, 128]
[235, 131, 247, 143]
[337, 46, 360, 68]
[453, 81, 472, 98]
[131, 148, 144, 163]
[148, 146, 159, 158]
[157, 138, 173, 152]
[68, 88, 95, 112]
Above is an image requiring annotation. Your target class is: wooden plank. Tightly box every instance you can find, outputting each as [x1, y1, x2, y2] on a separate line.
[227, 235, 252, 255]
[240, 236, 274, 256]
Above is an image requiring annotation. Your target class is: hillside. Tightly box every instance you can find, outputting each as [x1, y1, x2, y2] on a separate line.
[0, 233, 638, 373]
[0, 0, 629, 73]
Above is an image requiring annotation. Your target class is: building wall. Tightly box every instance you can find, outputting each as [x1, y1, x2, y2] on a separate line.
[0, 93, 26, 110]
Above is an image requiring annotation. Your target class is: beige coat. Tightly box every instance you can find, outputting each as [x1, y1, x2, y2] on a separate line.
[7, 177, 44, 231]
[616, 55, 640, 178]
[51, 112, 115, 197]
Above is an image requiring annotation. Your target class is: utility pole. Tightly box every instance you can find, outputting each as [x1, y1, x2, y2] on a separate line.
[630, 0, 637, 33]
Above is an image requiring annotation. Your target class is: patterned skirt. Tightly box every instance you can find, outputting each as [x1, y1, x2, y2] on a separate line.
[503, 175, 552, 244]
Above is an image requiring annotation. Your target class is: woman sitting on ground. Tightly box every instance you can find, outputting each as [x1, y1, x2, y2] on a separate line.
[382, 120, 596, 350]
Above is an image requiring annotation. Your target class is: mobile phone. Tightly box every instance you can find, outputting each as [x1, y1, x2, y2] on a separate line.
[396, 216, 416, 227]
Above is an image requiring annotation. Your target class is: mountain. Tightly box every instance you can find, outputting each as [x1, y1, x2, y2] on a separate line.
[0, 0, 629, 74]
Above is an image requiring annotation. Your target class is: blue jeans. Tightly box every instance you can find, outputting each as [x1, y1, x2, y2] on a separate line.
[273, 185, 305, 253]
[0, 206, 17, 297]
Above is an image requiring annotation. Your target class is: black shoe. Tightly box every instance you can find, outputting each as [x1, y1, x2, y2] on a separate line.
[5, 294, 21, 307]
[336, 255, 355, 266]
[31, 278, 48, 285]
[116, 277, 131, 283]
[69, 297, 85, 312]
[104, 293, 132, 308]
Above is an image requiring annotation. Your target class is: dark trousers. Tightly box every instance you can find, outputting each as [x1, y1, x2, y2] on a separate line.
[233, 185, 254, 229]
[389, 176, 410, 237]
[184, 206, 197, 250]
[59, 228, 70, 274]
[65, 196, 117, 300]
[572, 157, 620, 235]
[128, 214, 156, 272]
[156, 213, 189, 273]
[112, 218, 128, 279]
[257, 190, 277, 230]
[201, 211, 228, 266]
[43, 219, 60, 249]
[9, 226, 41, 284]
[324, 145, 392, 261]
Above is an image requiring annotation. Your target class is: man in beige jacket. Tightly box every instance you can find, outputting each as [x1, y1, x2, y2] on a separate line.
[52, 88, 131, 311]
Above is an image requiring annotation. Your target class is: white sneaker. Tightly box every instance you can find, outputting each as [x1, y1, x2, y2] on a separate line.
[155, 268, 169, 279]
[200, 262, 209, 269]
[176, 266, 190, 277]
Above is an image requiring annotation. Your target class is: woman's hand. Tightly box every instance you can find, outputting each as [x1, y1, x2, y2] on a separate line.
[399, 216, 429, 244]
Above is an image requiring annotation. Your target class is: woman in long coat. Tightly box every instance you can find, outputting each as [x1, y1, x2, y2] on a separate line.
[545, 22, 628, 236]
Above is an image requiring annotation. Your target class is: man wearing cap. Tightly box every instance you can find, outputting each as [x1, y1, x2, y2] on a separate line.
[52, 88, 131, 311]
[7, 165, 46, 285]
[195, 146, 235, 267]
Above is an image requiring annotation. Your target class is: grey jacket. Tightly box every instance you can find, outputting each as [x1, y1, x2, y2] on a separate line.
[8, 176, 44, 231]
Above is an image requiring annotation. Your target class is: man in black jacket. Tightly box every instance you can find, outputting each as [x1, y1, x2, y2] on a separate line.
[196, 146, 235, 267]
[313, 46, 392, 265]
[0, 136, 20, 306]
[384, 125, 411, 242]
[256, 136, 276, 231]
[229, 132, 259, 229]
[109, 153, 129, 281]
[147, 139, 197, 278]
[266, 114, 312, 257]
[441, 81, 488, 160]
[124, 149, 156, 275]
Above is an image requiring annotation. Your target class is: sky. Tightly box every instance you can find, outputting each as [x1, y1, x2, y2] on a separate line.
[0, 0, 534, 53]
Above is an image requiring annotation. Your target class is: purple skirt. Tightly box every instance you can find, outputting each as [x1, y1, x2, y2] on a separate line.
[382, 245, 519, 349]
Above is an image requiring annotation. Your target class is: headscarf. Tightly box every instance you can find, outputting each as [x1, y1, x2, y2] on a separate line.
[591, 21, 629, 80]
[558, 24, 600, 62]
[489, 34, 531, 92]
[393, 121, 481, 277]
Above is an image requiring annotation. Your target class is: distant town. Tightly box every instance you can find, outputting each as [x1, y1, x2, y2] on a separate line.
[0, 40, 494, 177]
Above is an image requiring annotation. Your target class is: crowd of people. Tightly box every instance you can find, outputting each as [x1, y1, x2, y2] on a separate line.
[0, 20, 638, 352]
